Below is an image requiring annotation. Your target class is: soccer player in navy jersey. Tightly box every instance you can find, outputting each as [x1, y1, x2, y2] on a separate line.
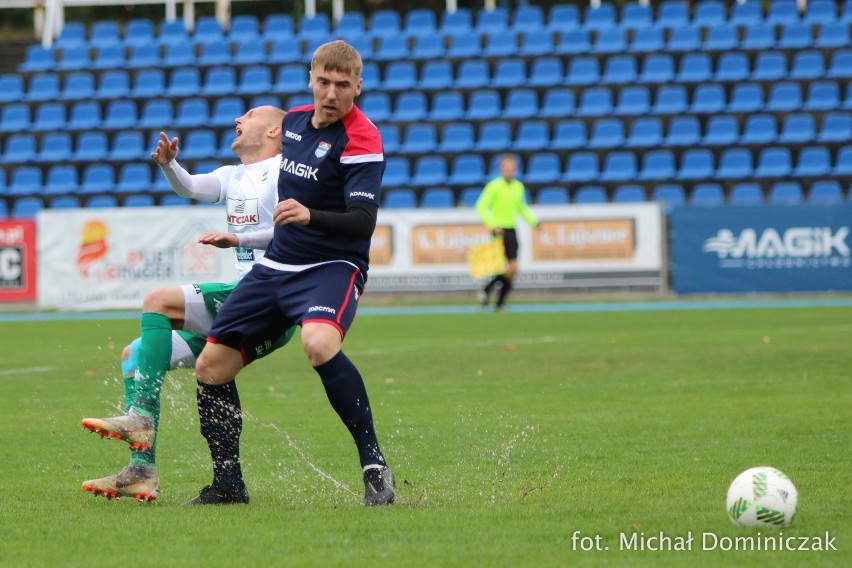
[188, 40, 394, 506]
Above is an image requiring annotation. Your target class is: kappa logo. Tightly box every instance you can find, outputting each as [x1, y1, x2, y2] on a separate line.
[315, 141, 331, 159]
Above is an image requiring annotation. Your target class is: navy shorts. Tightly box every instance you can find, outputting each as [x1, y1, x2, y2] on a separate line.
[208, 261, 363, 364]
[501, 228, 519, 261]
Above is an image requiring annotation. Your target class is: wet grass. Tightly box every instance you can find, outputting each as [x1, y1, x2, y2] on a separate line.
[0, 306, 849, 566]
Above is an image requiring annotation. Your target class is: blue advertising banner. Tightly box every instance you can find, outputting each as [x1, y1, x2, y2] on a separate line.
[671, 204, 852, 294]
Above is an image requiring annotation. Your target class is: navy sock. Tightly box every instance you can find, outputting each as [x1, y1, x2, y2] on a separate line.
[197, 381, 245, 491]
[496, 277, 513, 307]
[315, 351, 386, 468]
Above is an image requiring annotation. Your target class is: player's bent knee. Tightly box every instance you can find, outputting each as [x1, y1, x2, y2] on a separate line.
[141, 287, 185, 319]
[301, 322, 343, 366]
[196, 343, 244, 385]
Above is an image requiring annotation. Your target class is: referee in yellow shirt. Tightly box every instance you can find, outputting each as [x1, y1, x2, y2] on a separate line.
[475, 154, 539, 311]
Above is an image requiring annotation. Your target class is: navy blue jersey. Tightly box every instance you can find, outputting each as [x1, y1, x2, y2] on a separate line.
[267, 104, 384, 278]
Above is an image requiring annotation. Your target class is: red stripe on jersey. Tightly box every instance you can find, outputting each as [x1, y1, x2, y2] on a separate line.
[288, 104, 315, 114]
[341, 105, 383, 157]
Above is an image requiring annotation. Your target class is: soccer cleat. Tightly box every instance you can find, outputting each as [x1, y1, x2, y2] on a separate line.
[81, 410, 154, 451]
[477, 289, 489, 310]
[363, 465, 395, 507]
[184, 484, 250, 505]
[81, 465, 159, 502]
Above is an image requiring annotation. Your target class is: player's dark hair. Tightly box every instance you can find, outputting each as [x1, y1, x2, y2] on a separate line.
[311, 39, 363, 79]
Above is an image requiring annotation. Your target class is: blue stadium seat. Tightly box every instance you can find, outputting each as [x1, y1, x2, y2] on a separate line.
[601, 152, 638, 182]
[730, 1, 764, 28]
[0, 73, 24, 103]
[67, 101, 101, 131]
[754, 147, 793, 178]
[411, 35, 445, 60]
[541, 88, 575, 118]
[524, 153, 563, 184]
[690, 183, 725, 206]
[79, 164, 115, 194]
[261, 14, 295, 43]
[130, 69, 165, 98]
[31, 102, 66, 131]
[374, 36, 410, 62]
[548, 4, 580, 34]
[174, 98, 210, 128]
[273, 65, 308, 94]
[766, 82, 802, 112]
[448, 155, 486, 186]
[124, 194, 156, 207]
[125, 18, 155, 47]
[588, 118, 625, 148]
[198, 42, 231, 67]
[741, 24, 777, 51]
[381, 157, 410, 187]
[416, 61, 453, 92]
[138, 99, 173, 130]
[803, 0, 838, 24]
[446, 34, 481, 59]
[459, 187, 482, 207]
[475, 121, 512, 152]
[638, 149, 677, 180]
[360, 61, 380, 91]
[383, 189, 416, 209]
[268, 39, 302, 64]
[564, 56, 599, 85]
[209, 97, 245, 128]
[8, 167, 42, 195]
[778, 23, 813, 49]
[232, 41, 265, 66]
[102, 100, 137, 130]
[513, 4, 546, 34]
[237, 66, 272, 96]
[602, 54, 638, 84]
[804, 81, 841, 111]
[382, 61, 417, 91]
[11, 197, 45, 218]
[703, 25, 738, 52]
[26, 73, 60, 101]
[583, 3, 616, 31]
[536, 186, 569, 205]
[161, 41, 195, 68]
[95, 69, 130, 99]
[691, 0, 726, 29]
[728, 83, 764, 113]
[513, 120, 550, 152]
[620, 3, 652, 30]
[57, 48, 89, 72]
[72, 131, 109, 162]
[576, 86, 612, 116]
[442, 8, 473, 37]
[420, 187, 455, 208]
[790, 50, 826, 81]
[676, 52, 712, 83]
[702, 115, 739, 147]
[652, 85, 688, 115]
[127, 44, 161, 68]
[36, 132, 73, 162]
[20, 45, 56, 72]
[716, 148, 753, 179]
[817, 111, 852, 142]
[503, 89, 538, 119]
[229, 14, 260, 43]
[629, 27, 664, 52]
[0, 103, 32, 132]
[61, 71, 94, 100]
[181, 130, 218, 160]
[652, 184, 686, 212]
[690, 84, 726, 114]
[195, 16, 225, 45]
[465, 90, 502, 121]
[741, 114, 779, 145]
[528, 57, 563, 87]
[551, 119, 587, 150]
[334, 11, 365, 40]
[808, 180, 843, 204]
[455, 59, 490, 89]
[563, 152, 599, 183]
[160, 194, 191, 206]
[573, 186, 607, 204]
[476, 7, 509, 35]
[360, 93, 391, 122]
[50, 196, 82, 209]
[492, 58, 527, 89]
[437, 123, 475, 153]
[370, 10, 402, 39]
[202, 66, 237, 96]
[392, 91, 428, 122]
[665, 115, 701, 146]
[751, 51, 786, 82]
[666, 27, 700, 52]
[157, 19, 189, 45]
[638, 53, 674, 83]
[614, 85, 651, 115]
[768, 182, 805, 205]
[554, 29, 591, 55]
[625, 117, 663, 147]
[519, 32, 553, 57]
[714, 52, 749, 82]
[729, 183, 764, 205]
[87, 195, 119, 208]
[828, 49, 852, 79]
[613, 184, 646, 203]
[405, 8, 437, 38]
[116, 163, 153, 193]
[399, 124, 438, 155]
[109, 130, 145, 161]
[677, 149, 714, 180]
[166, 67, 200, 97]
[43, 165, 78, 195]
[593, 29, 627, 53]
[816, 21, 850, 48]
[427, 91, 464, 122]
[778, 113, 815, 144]
[794, 146, 832, 177]
[834, 145, 852, 175]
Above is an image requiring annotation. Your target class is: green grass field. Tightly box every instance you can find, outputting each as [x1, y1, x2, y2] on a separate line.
[0, 302, 849, 567]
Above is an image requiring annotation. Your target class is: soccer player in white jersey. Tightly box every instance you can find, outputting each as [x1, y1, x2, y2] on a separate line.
[81, 106, 294, 503]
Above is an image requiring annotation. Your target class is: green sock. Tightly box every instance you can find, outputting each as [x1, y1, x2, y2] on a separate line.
[129, 312, 172, 467]
[123, 376, 136, 413]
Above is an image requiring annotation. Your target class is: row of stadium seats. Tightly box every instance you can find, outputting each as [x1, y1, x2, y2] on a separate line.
[2, 178, 849, 221]
[20, 20, 852, 73]
[4, 109, 851, 165]
[34, 1, 852, 55]
[3, 79, 849, 140]
[7, 47, 852, 105]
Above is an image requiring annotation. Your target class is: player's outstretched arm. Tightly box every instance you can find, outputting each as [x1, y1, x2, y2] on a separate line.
[198, 228, 274, 250]
[150, 132, 179, 165]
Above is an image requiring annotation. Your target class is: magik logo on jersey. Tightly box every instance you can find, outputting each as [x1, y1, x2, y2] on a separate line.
[285, 130, 302, 141]
[226, 197, 259, 225]
[315, 142, 331, 159]
[308, 305, 336, 315]
[281, 158, 319, 180]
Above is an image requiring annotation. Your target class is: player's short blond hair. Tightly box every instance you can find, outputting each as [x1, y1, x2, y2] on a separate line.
[310, 39, 363, 79]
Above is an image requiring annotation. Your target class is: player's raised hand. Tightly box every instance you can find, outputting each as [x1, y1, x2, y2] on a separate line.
[151, 132, 179, 165]
[198, 232, 239, 248]
[274, 199, 311, 226]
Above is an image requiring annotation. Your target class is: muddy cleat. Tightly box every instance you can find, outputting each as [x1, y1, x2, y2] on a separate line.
[184, 484, 249, 505]
[363, 465, 395, 507]
[81, 410, 154, 451]
[82, 465, 159, 502]
[477, 289, 490, 310]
